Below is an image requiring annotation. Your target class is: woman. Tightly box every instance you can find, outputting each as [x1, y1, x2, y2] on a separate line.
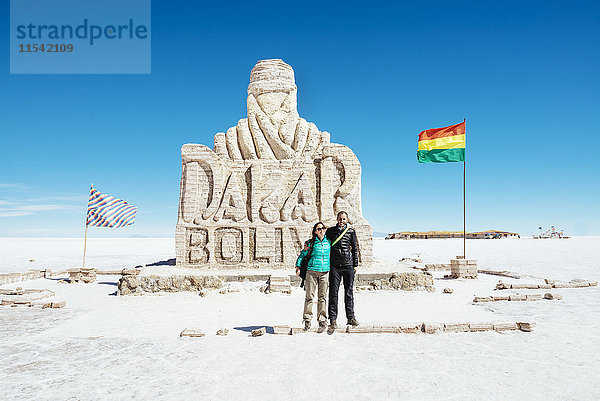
[296, 222, 331, 331]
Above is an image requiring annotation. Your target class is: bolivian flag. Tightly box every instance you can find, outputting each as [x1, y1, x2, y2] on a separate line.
[417, 121, 466, 163]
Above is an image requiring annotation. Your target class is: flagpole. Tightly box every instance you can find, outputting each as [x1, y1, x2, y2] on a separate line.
[463, 118, 466, 258]
[82, 183, 92, 268]
[463, 158, 466, 258]
[82, 223, 88, 268]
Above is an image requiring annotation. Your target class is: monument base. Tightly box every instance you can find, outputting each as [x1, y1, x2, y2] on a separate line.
[117, 261, 434, 295]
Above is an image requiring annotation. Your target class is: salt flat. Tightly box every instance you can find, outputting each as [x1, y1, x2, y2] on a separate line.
[1, 237, 599, 400]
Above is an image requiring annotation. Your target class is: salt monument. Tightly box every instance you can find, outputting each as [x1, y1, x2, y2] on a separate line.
[175, 59, 372, 268]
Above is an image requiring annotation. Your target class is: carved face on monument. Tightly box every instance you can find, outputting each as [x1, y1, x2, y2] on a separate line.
[213, 59, 322, 161]
[247, 59, 299, 130]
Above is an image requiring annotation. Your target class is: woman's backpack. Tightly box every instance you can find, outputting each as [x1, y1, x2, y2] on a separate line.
[299, 239, 314, 289]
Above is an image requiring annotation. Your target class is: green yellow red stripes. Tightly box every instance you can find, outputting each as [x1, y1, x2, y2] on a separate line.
[417, 148, 465, 163]
[417, 121, 466, 163]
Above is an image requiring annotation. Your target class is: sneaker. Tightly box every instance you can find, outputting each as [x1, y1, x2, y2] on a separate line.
[303, 321, 311, 331]
[317, 321, 327, 333]
[347, 317, 359, 327]
[329, 320, 337, 329]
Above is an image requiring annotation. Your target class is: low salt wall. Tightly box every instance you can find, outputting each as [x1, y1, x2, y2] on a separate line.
[0, 270, 43, 285]
[0, 269, 70, 286]
[117, 271, 434, 295]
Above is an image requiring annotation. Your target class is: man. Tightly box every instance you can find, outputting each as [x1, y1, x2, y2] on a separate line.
[326, 211, 359, 328]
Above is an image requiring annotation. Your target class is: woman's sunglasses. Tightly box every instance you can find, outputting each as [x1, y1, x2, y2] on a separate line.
[316, 227, 326, 231]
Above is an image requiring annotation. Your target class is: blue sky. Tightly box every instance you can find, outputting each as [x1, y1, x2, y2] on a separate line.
[1, 0, 599, 237]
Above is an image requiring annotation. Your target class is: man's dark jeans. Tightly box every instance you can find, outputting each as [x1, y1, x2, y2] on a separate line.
[328, 264, 355, 321]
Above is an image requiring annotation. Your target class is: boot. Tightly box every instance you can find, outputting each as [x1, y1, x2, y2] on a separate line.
[347, 317, 359, 327]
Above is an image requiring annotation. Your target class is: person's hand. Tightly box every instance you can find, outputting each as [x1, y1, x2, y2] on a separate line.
[354, 267, 357, 274]
[295, 267, 300, 276]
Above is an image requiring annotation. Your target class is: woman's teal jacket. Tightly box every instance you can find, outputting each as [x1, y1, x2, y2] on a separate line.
[295, 236, 331, 273]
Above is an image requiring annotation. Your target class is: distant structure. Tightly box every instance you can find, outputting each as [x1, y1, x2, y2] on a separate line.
[386, 230, 519, 240]
[175, 59, 373, 268]
[533, 226, 568, 239]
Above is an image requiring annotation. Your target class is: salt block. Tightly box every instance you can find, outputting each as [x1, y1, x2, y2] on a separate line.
[269, 275, 290, 283]
[526, 294, 543, 301]
[347, 326, 374, 333]
[121, 269, 140, 276]
[267, 275, 292, 294]
[544, 293, 563, 300]
[495, 282, 509, 290]
[450, 258, 478, 279]
[589, 281, 598, 287]
[51, 301, 66, 308]
[553, 283, 578, 288]
[492, 295, 509, 301]
[442, 288, 454, 294]
[272, 325, 291, 335]
[180, 328, 205, 337]
[517, 322, 536, 332]
[544, 279, 555, 285]
[473, 296, 493, 303]
[469, 323, 494, 332]
[537, 284, 552, 289]
[511, 283, 533, 289]
[216, 329, 229, 336]
[399, 323, 421, 334]
[443, 323, 469, 332]
[251, 327, 266, 337]
[31, 301, 52, 309]
[269, 283, 291, 290]
[1, 299, 15, 306]
[493, 322, 517, 331]
[372, 326, 401, 334]
[508, 294, 526, 301]
[422, 323, 441, 334]
[291, 327, 317, 334]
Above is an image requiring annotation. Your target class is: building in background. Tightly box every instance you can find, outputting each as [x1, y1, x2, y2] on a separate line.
[386, 230, 519, 239]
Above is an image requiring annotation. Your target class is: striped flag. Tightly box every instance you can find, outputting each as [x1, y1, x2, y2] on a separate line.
[86, 186, 137, 228]
[417, 121, 466, 163]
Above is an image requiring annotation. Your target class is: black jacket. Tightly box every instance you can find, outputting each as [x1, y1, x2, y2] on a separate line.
[326, 225, 359, 267]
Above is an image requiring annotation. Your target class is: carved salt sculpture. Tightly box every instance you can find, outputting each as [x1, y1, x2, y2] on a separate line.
[176, 59, 372, 268]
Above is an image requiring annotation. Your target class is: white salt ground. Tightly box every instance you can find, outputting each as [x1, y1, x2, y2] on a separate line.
[1, 237, 599, 400]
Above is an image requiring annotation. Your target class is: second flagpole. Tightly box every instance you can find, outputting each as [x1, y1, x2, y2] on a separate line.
[463, 118, 466, 258]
